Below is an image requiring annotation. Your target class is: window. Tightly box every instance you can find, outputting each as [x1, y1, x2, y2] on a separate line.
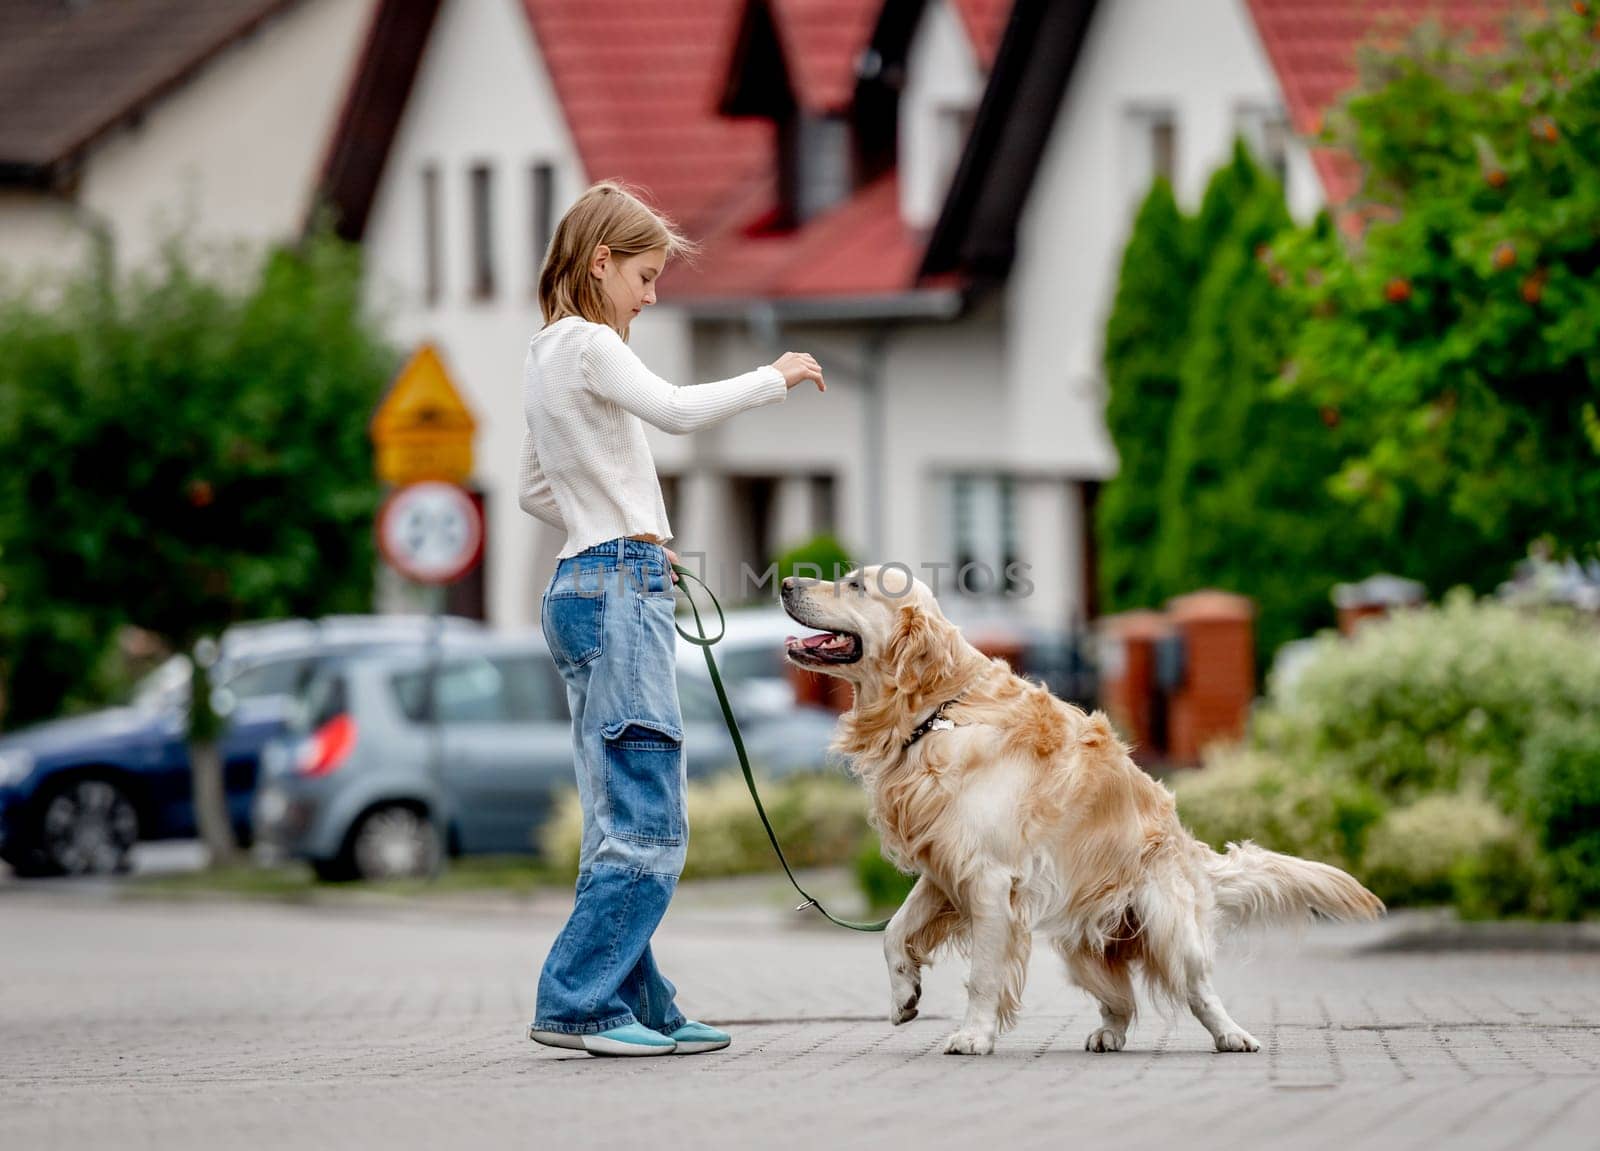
[1123, 106, 1177, 201]
[949, 473, 1020, 597]
[469, 163, 496, 300]
[305, 672, 348, 730]
[1236, 105, 1291, 189]
[810, 474, 836, 535]
[530, 162, 555, 293]
[390, 655, 566, 725]
[659, 473, 681, 528]
[780, 113, 852, 225]
[225, 658, 307, 701]
[422, 164, 441, 306]
[731, 475, 777, 578]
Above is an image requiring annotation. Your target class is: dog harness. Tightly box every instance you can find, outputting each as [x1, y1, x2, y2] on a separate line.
[904, 695, 965, 751]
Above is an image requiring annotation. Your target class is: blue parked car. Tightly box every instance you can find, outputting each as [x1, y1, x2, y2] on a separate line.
[0, 615, 482, 877]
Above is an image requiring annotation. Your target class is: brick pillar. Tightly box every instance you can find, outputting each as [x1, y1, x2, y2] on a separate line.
[790, 666, 853, 713]
[1333, 573, 1426, 636]
[1165, 591, 1254, 765]
[1097, 610, 1172, 757]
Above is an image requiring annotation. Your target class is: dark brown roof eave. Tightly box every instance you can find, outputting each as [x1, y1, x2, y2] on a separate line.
[313, 0, 444, 242]
[921, 0, 1100, 280]
[0, 162, 59, 190]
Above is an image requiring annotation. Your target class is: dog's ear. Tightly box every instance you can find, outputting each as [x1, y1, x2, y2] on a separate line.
[885, 603, 960, 694]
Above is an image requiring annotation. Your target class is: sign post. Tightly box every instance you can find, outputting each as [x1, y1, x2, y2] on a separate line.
[370, 345, 481, 879]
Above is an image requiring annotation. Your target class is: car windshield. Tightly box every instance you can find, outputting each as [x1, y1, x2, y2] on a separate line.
[713, 646, 789, 682]
[128, 655, 192, 711]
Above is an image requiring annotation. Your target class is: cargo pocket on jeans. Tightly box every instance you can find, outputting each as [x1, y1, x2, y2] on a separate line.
[599, 718, 685, 846]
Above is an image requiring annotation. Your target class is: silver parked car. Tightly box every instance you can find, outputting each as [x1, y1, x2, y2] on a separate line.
[253, 631, 843, 881]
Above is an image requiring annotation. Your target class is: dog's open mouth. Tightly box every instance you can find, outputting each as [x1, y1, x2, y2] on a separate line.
[785, 629, 862, 665]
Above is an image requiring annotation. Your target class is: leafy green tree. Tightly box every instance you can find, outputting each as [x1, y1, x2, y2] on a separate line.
[1096, 178, 1197, 612]
[1278, 5, 1600, 587]
[1157, 153, 1365, 662]
[0, 232, 394, 859]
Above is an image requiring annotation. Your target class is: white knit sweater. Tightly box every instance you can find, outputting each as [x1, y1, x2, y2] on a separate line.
[520, 316, 788, 558]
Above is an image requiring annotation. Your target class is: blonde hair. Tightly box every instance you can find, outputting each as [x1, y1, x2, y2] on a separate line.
[537, 180, 698, 334]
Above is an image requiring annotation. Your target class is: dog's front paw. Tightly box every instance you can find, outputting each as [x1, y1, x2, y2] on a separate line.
[1084, 1027, 1125, 1053]
[942, 1028, 995, 1056]
[1214, 1030, 1260, 1053]
[890, 980, 921, 1025]
[888, 963, 921, 1025]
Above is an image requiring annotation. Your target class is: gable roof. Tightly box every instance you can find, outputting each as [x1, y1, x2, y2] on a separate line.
[667, 171, 947, 304]
[921, 0, 1099, 280]
[951, 0, 1009, 67]
[0, 0, 299, 187]
[667, 0, 1017, 307]
[926, 0, 1541, 279]
[520, 0, 774, 236]
[321, 0, 1010, 304]
[719, 0, 1008, 116]
[765, 0, 886, 114]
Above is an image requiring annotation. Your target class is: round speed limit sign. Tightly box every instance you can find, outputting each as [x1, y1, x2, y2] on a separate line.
[377, 482, 484, 585]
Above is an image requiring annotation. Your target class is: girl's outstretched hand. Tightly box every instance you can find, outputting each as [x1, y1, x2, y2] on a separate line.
[772, 351, 825, 392]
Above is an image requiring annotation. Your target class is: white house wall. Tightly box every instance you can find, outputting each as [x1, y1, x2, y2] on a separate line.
[677, 305, 1085, 629]
[362, 0, 702, 627]
[79, 0, 375, 274]
[899, 0, 983, 229]
[1007, 0, 1321, 481]
[0, 0, 372, 288]
[0, 192, 88, 288]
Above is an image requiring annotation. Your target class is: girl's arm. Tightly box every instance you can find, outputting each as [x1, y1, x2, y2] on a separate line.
[580, 323, 787, 434]
[518, 432, 567, 529]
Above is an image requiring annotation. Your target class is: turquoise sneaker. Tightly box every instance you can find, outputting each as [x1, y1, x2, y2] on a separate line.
[666, 1021, 731, 1055]
[527, 1024, 584, 1051]
[580, 1022, 678, 1058]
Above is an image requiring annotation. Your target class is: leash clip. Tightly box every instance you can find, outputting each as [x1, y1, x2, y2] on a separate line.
[794, 898, 818, 913]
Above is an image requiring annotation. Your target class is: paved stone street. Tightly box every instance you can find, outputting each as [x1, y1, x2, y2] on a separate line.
[2, 877, 1598, 1150]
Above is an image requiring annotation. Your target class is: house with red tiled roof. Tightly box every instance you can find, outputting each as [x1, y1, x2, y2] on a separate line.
[328, 0, 1538, 633]
[0, 0, 375, 284]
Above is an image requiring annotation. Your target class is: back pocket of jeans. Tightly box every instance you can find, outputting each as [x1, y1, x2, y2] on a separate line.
[543, 592, 604, 669]
[599, 718, 685, 846]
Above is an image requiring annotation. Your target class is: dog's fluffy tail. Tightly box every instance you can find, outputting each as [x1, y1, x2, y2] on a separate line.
[1206, 840, 1384, 931]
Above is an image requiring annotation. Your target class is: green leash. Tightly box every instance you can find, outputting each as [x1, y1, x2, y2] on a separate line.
[671, 562, 891, 933]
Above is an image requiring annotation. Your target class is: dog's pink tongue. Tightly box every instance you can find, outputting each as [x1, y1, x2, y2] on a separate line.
[790, 633, 834, 650]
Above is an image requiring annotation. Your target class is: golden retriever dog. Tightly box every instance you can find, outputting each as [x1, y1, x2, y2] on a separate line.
[780, 566, 1382, 1056]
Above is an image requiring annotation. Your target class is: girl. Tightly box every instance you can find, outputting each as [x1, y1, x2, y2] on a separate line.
[520, 181, 825, 1057]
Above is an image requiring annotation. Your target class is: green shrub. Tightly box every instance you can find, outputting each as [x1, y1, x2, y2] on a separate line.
[1173, 744, 1383, 870]
[1522, 716, 1600, 917]
[0, 231, 392, 728]
[1097, 177, 1197, 612]
[540, 771, 868, 881]
[772, 533, 855, 584]
[1256, 594, 1600, 807]
[856, 833, 917, 914]
[1359, 793, 1531, 908]
[1451, 837, 1545, 921]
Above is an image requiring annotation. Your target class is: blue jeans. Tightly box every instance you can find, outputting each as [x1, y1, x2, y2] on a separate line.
[533, 536, 690, 1036]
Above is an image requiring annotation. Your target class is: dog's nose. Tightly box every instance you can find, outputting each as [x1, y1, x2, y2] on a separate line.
[781, 577, 794, 592]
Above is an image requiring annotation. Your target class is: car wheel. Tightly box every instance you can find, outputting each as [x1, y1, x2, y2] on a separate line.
[35, 778, 140, 876]
[350, 805, 440, 881]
